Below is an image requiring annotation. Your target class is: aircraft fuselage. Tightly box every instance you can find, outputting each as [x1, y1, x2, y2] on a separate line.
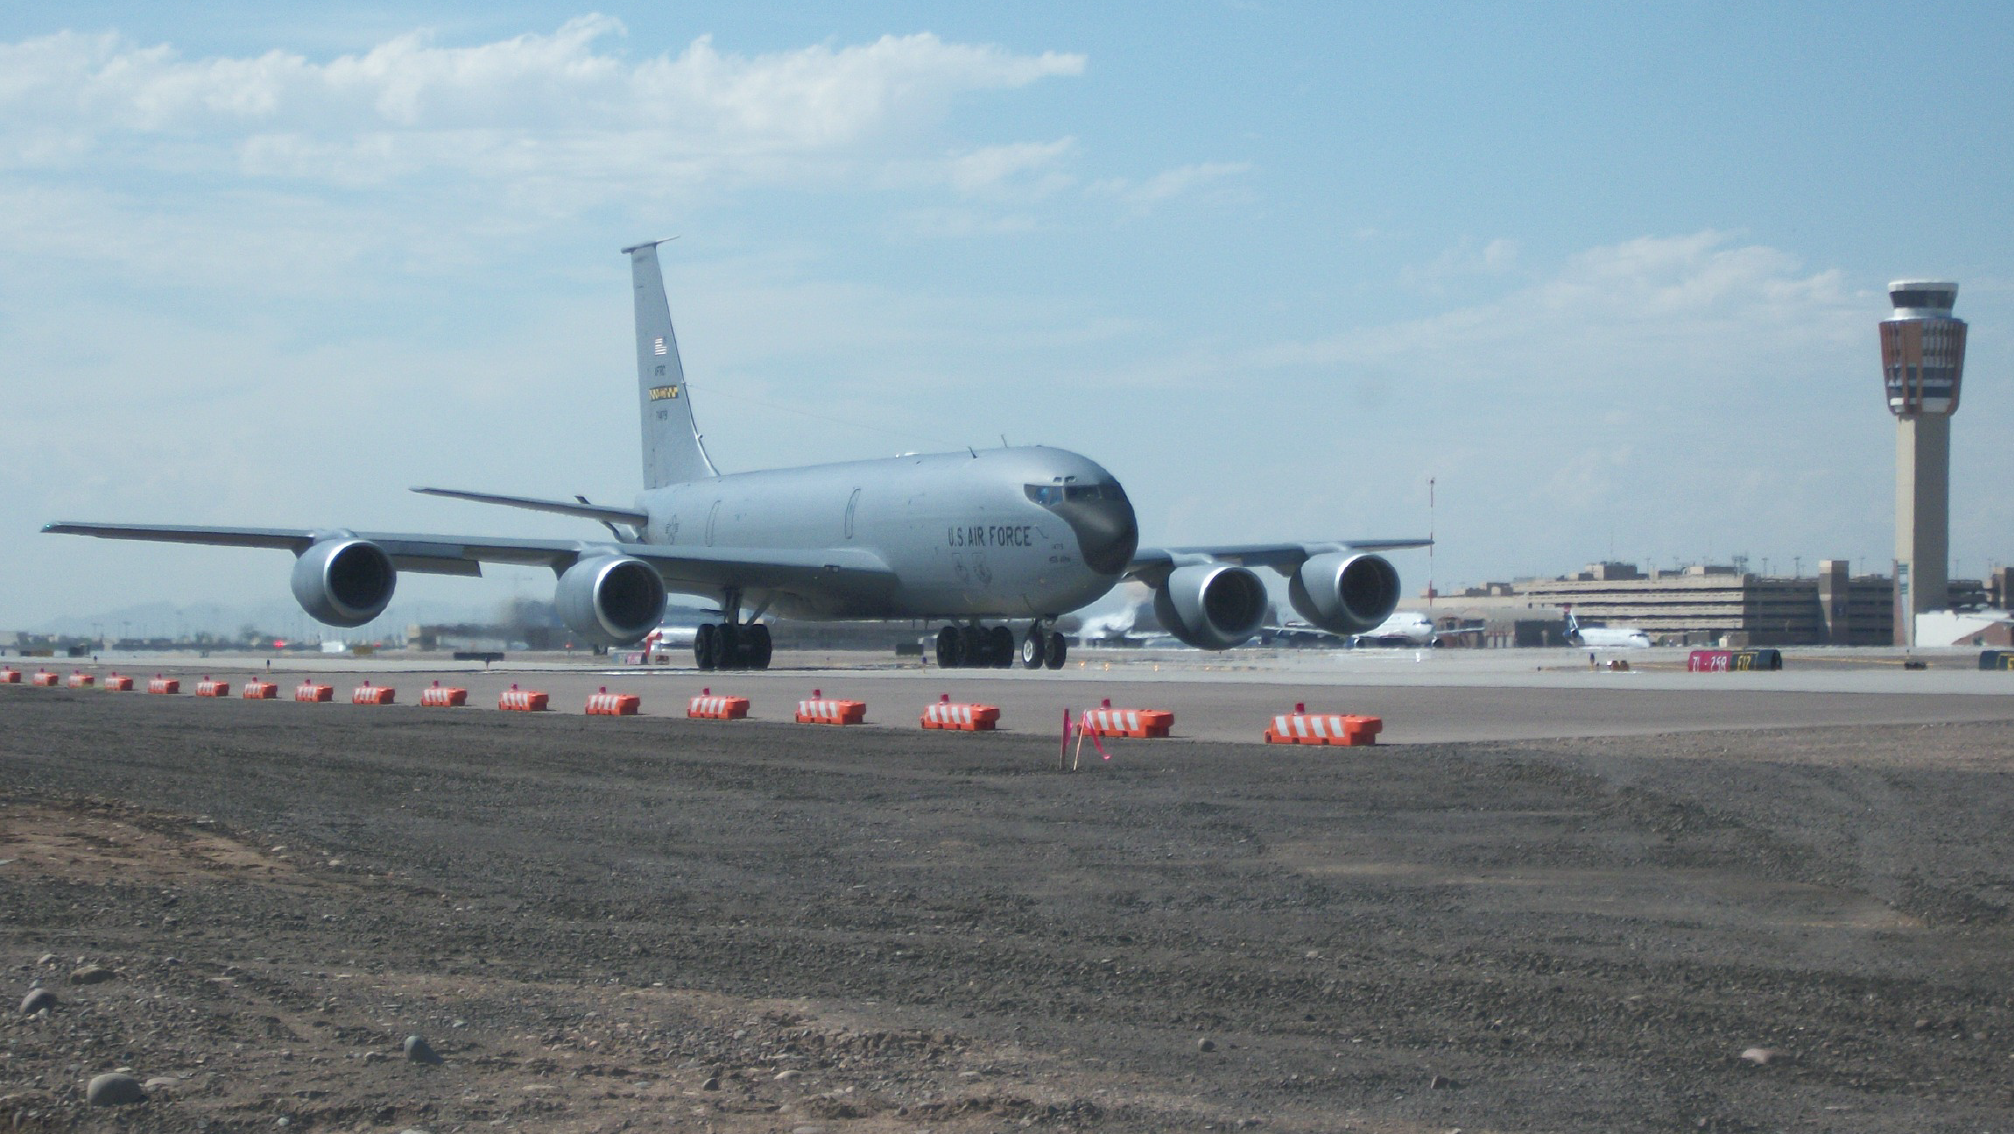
[635, 445, 1138, 621]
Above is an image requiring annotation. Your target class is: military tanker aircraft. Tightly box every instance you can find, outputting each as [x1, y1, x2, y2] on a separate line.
[47, 241, 1426, 671]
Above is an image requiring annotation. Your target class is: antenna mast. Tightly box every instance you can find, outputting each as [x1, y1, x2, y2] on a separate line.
[1428, 475, 1436, 611]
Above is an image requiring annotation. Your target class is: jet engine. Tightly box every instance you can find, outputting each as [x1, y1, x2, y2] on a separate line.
[290, 538, 397, 628]
[554, 555, 667, 647]
[1288, 552, 1400, 635]
[1152, 563, 1269, 650]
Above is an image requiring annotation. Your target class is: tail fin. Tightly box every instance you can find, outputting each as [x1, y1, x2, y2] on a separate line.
[624, 240, 717, 488]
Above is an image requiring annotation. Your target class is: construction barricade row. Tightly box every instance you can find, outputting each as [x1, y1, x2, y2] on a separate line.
[351, 682, 395, 705]
[420, 682, 468, 707]
[105, 674, 134, 692]
[241, 681, 278, 700]
[921, 698, 999, 731]
[796, 696, 866, 725]
[499, 685, 549, 712]
[32, 671, 59, 687]
[1264, 712, 1382, 747]
[1077, 706, 1173, 738]
[0, 668, 20, 684]
[688, 692, 749, 720]
[147, 676, 180, 695]
[295, 682, 334, 703]
[195, 677, 231, 698]
[67, 672, 95, 689]
[586, 688, 641, 716]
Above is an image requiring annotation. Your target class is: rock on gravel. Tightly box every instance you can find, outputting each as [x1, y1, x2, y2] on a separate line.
[1196, 1037, 1216, 1052]
[1740, 1047, 1785, 1066]
[403, 1034, 444, 1065]
[19, 988, 55, 1014]
[69, 964, 115, 985]
[86, 1073, 147, 1106]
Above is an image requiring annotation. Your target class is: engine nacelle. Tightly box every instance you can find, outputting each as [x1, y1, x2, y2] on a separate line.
[1288, 552, 1400, 635]
[290, 538, 397, 628]
[1152, 563, 1269, 650]
[554, 555, 667, 647]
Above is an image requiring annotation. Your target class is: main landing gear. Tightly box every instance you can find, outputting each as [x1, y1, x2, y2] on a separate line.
[935, 622, 1066, 670]
[695, 588, 773, 671]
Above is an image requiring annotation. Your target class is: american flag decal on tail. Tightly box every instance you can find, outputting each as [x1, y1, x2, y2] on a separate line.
[653, 337, 667, 356]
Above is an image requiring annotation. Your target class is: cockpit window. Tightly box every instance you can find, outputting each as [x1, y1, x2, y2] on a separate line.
[1028, 482, 1126, 506]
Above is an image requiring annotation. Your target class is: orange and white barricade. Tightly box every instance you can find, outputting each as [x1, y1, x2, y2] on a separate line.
[32, 670, 60, 687]
[0, 668, 20, 683]
[920, 695, 999, 731]
[104, 673, 135, 691]
[796, 690, 866, 725]
[351, 681, 395, 705]
[195, 676, 231, 698]
[1264, 705, 1381, 747]
[146, 675, 180, 695]
[688, 689, 750, 720]
[1078, 704, 1173, 739]
[498, 683, 549, 712]
[419, 681, 468, 707]
[295, 682, 334, 703]
[585, 687, 641, 716]
[66, 671, 96, 689]
[241, 681, 278, 700]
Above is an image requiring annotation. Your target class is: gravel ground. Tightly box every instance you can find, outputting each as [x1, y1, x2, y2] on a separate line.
[3, 686, 2012, 1132]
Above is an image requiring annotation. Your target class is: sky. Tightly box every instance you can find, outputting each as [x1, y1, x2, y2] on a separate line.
[5, 2, 2012, 633]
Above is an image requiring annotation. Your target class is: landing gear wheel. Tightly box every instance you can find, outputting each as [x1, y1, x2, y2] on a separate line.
[718, 622, 742, 670]
[936, 625, 964, 669]
[962, 625, 988, 667]
[746, 624, 772, 670]
[1044, 630, 1067, 670]
[694, 624, 719, 671]
[1019, 626, 1047, 669]
[988, 625, 1015, 668]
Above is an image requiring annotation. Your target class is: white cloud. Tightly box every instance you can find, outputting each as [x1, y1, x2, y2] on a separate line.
[1254, 231, 1859, 391]
[1090, 161, 1251, 210]
[1399, 236, 1519, 291]
[0, 19, 1087, 195]
[947, 137, 1076, 195]
[1062, 231, 1895, 573]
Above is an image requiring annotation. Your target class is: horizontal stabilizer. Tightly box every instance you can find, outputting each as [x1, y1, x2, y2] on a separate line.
[412, 487, 648, 528]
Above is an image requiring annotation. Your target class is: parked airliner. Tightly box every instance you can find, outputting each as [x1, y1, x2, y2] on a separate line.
[47, 241, 1427, 671]
[1565, 608, 1652, 649]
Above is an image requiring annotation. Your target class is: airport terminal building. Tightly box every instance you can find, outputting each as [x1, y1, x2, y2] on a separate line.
[1438, 562, 2013, 648]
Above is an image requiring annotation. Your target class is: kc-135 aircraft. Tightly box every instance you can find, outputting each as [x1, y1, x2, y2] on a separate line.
[47, 241, 1426, 671]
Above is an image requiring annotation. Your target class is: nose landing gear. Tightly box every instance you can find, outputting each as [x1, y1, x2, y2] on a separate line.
[936, 621, 1065, 670]
[1019, 624, 1066, 670]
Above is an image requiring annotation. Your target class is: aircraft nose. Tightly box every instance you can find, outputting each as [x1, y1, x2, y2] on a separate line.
[1064, 497, 1138, 575]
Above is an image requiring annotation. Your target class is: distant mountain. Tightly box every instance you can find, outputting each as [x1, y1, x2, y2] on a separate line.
[29, 598, 505, 641]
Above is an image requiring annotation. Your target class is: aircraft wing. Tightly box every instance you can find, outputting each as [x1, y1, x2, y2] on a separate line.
[1125, 538, 1431, 582]
[410, 487, 649, 528]
[41, 522, 896, 592]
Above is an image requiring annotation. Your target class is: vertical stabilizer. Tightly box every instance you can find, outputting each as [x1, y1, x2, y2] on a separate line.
[624, 240, 717, 487]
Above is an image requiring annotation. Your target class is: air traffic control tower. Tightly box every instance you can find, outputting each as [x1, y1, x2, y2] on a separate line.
[1879, 280, 1967, 644]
